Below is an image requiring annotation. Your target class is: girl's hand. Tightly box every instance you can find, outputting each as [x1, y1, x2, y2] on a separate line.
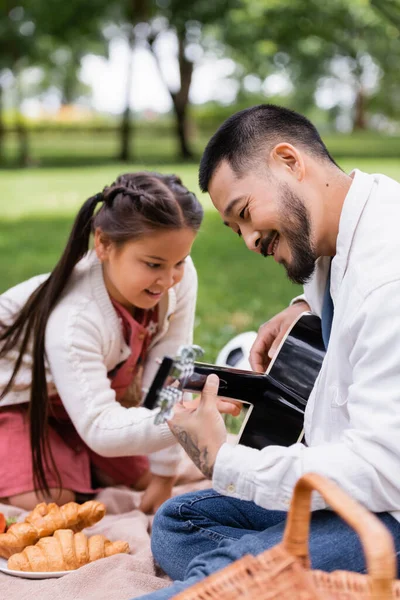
[138, 474, 176, 514]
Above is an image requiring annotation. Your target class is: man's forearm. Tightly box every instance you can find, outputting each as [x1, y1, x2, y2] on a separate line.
[169, 424, 215, 479]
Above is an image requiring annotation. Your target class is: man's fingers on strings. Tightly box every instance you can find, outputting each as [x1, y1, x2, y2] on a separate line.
[201, 376, 241, 416]
[216, 398, 242, 416]
[250, 355, 267, 373]
[250, 343, 270, 372]
[250, 327, 274, 372]
[268, 332, 285, 359]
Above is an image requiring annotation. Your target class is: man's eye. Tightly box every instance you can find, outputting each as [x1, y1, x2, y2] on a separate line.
[239, 205, 247, 219]
[146, 263, 161, 269]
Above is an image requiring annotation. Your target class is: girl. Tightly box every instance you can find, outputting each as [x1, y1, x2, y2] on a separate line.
[0, 171, 213, 514]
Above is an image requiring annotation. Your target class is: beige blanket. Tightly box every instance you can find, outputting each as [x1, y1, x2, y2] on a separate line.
[0, 457, 211, 600]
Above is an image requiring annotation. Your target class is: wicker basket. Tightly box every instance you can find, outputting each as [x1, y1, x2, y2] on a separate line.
[174, 473, 400, 600]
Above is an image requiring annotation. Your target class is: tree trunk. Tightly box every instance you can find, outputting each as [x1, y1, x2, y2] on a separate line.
[353, 87, 367, 131]
[171, 33, 194, 160]
[15, 77, 29, 167]
[119, 28, 135, 162]
[16, 118, 29, 167]
[61, 53, 81, 105]
[148, 28, 194, 159]
[172, 99, 192, 159]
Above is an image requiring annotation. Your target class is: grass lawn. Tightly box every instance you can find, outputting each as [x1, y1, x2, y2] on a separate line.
[1, 137, 400, 360]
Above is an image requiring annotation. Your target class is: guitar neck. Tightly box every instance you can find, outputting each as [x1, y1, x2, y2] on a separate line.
[143, 314, 323, 442]
[182, 362, 278, 405]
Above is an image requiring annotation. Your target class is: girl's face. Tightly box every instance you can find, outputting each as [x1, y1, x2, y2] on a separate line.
[95, 228, 197, 311]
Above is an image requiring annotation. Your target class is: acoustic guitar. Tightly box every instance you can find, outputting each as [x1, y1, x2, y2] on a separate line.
[143, 312, 325, 450]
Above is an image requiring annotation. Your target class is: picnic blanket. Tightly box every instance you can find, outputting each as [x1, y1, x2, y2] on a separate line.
[0, 453, 212, 600]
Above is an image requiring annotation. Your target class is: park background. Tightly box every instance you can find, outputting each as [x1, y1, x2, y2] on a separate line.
[1, 0, 400, 362]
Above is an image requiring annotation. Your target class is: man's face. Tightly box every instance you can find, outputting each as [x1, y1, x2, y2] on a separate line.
[208, 160, 317, 285]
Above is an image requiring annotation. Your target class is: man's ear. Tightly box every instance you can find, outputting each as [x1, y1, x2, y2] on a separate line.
[271, 143, 305, 181]
[94, 228, 112, 262]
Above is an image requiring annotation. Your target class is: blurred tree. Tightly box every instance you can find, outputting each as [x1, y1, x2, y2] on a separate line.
[28, 0, 153, 163]
[37, 46, 92, 107]
[221, 0, 400, 131]
[367, 0, 400, 127]
[105, 0, 156, 161]
[371, 0, 400, 30]
[147, 0, 239, 159]
[2, 0, 400, 166]
[33, 0, 108, 104]
[0, 2, 36, 165]
[0, 0, 108, 165]
[102, 0, 238, 160]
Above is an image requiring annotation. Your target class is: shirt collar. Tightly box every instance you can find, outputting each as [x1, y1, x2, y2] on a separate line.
[331, 169, 376, 301]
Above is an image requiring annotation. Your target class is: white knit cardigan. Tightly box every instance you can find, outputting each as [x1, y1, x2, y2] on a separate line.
[0, 251, 198, 475]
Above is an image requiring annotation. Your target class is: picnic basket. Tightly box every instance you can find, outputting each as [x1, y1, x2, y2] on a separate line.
[174, 472, 400, 600]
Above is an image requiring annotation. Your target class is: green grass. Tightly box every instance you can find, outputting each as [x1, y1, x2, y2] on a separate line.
[3, 129, 201, 168]
[4, 128, 400, 168]
[0, 163, 207, 218]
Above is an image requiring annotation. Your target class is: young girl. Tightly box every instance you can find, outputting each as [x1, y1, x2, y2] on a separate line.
[0, 171, 205, 513]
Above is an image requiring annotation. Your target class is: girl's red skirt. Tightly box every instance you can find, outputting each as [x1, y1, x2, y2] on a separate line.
[0, 403, 149, 498]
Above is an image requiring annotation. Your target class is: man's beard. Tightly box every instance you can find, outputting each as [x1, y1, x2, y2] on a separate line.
[272, 185, 317, 285]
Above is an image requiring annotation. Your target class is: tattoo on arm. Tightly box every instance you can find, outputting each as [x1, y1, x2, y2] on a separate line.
[169, 425, 214, 479]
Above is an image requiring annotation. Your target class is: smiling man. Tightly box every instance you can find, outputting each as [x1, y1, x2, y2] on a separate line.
[136, 104, 400, 600]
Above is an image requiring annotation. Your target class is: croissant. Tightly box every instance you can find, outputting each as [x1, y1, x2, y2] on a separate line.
[7, 529, 129, 572]
[0, 500, 106, 559]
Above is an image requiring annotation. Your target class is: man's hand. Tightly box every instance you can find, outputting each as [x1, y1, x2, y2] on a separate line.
[138, 473, 176, 514]
[183, 392, 241, 417]
[250, 300, 310, 373]
[167, 374, 227, 479]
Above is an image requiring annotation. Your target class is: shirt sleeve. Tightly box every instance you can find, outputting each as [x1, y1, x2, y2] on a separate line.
[213, 281, 400, 513]
[45, 299, 177, 459]
[0, 275, 49, 394]
[289, 293, 308, 306]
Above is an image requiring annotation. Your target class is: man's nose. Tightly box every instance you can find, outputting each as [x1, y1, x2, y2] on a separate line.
[242, 228, 262, 253]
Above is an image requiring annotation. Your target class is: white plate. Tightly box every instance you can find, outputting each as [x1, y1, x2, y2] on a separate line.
[0, 557, 70, 579]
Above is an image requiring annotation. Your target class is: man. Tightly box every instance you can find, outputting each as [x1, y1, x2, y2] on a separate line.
[137, 104, 400, 600]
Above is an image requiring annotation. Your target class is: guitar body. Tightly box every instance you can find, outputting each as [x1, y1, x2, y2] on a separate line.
[240, 312, 325, 449]
[144, 312, 325, 450]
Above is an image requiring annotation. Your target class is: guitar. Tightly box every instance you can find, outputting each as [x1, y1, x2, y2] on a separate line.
[143, 312, 325, 450]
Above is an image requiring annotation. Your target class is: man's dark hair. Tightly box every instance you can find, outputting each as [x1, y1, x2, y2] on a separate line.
[199, 104, 338, 192]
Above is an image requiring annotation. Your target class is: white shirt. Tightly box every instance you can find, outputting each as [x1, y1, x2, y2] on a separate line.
[0, 251, 198, 476]
[213, 169, 400, 520]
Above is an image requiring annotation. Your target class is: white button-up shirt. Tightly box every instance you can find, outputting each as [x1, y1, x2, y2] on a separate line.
[213, 169, 400, 520]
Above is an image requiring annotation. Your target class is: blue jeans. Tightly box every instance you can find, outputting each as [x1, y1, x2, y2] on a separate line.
[136, 488, 400, 600]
